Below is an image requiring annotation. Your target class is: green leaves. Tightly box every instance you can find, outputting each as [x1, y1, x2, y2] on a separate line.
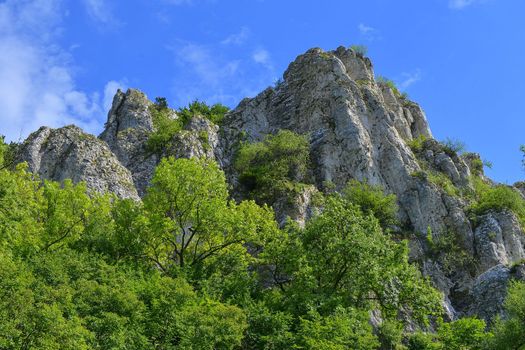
[235, 130, 311, 204]
[489, 281, 525, 350]
[177, 100, 229, 125]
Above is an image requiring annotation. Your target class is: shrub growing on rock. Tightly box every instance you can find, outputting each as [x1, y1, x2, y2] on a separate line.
[235, 130, 311, 204]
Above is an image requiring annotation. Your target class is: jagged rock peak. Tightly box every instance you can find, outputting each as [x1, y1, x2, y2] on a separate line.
[19, 125, 139, 200]
[100, 88, 154, 140]
[99, 88, 159, 197]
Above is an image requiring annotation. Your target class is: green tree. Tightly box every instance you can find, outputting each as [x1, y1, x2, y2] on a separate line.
[147, 97, 182, 155]
[142, 157, 278, 298]
[295, 307, 379, 350]
[343, 179, 398, 230]
[177, 100, 229, 125]
[235, 130, 311, 204]
[437, 317, 491, 350]
[263, 193, 442, 325]
[489, 281, 525, 350]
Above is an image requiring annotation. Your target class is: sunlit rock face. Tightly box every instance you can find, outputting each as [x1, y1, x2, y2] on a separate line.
[16, 46, 525, 323]
[19, 124, 138, 200]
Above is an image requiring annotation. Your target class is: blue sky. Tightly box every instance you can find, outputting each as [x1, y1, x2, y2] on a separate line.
[1, 0, 524, 183]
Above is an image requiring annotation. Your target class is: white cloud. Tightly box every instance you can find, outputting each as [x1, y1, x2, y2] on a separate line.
[82, 0, 122, 28]
[0, 0, 123, 141]
[221, 27, 250, 45]
[103, 80, 128, 112]
[358, 23, 374, 35]
[397, 69, 422, 90]
[164, 0, 193, 5]
[358, 23, 380, 41]
[448, 0, 486, 9]
[175, 43, 240, 86]
[252, 48, 270, 65]
[168, 41, 276, 107]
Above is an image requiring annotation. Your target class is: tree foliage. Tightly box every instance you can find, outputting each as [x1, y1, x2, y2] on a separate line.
[0, 153, 513, 348]
[235, 130, 311, 203]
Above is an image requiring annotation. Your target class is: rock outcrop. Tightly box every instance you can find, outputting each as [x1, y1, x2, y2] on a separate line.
[221, 46, 469, 241]
[19, 125, 138, 200]
[14, 45, 525, 323]
[99, 89, 159, 197]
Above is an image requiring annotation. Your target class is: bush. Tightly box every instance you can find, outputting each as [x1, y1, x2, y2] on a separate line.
[376, 76, 403, 98]
[489, 281, 525, 349]
[146, 97, 182, 155]
[427, 229, 476, 275]
[438, 317, 491, 350]
[406, 135, 429, 154]
[343, 180, 398, 230]
[177, 100, 229, 125]
[470, 177, 525, 228]
[350, 44, 368, 56]
[427, 171, 459, 197]
[442, 137, 466, 156]
[235, 130, 311, 204]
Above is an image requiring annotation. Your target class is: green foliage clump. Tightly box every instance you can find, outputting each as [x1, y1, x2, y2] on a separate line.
[350, 44, 368, 56]
[427, 229, 476, 275]
[235, 130, 311, 204]
[177, 100, 229, 125]
[146, 97, 182, 155]
[263, 194, 442, 326]
[407, 318, 491, 350]
[441, 137, 466, 156]
[376, 76, 407, 99]
[489, 280, 525, 349]
[343, 179, 398, 230]
[437, 317, 491, 350]
[469, 177, 525, 228]
[407, 135, 429, 153]
[0, 136, 19, 170]
[295, 307, 379, 349]
[146, 98, 229, 155]
[427, 171, 460, 197]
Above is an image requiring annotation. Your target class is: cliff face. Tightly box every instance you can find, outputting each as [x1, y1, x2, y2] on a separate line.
[16, 46, 525, 322]
[19, 125, 138, 200]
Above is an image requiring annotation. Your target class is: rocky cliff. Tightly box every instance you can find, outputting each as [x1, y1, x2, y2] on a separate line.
[17, 46, 525, 323]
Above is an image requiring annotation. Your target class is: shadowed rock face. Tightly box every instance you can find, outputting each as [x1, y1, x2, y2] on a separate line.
[19, 125, 138, 200]
[15, 46, 525, 323]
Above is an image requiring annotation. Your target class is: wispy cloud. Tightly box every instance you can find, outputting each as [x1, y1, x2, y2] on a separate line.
[252, 48, 270, 66]
[82, 0, 122, 29]
[174, 43, 240, 86]
[397, 69, 422, 90]
[164, 0, 193, 5]
[167, 40, 276, 107]
[0, 0, 124, 141]
[448, 0, 486, 9]
[358, 23, 380, 41]
[103, 80, 128, 112]
[221, 27, 250, 45]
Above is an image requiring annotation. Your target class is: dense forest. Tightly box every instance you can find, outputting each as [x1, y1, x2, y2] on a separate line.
[1, 118, 525, 349]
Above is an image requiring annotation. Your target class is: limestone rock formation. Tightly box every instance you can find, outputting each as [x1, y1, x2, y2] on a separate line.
[220, 46, 524, 321]
[19, 125, 138, 200]
[15, 45, 525, 323]
[99, 89, 159, 197]
[221, 46, 467, 239]
[474, 210, 525, 272]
